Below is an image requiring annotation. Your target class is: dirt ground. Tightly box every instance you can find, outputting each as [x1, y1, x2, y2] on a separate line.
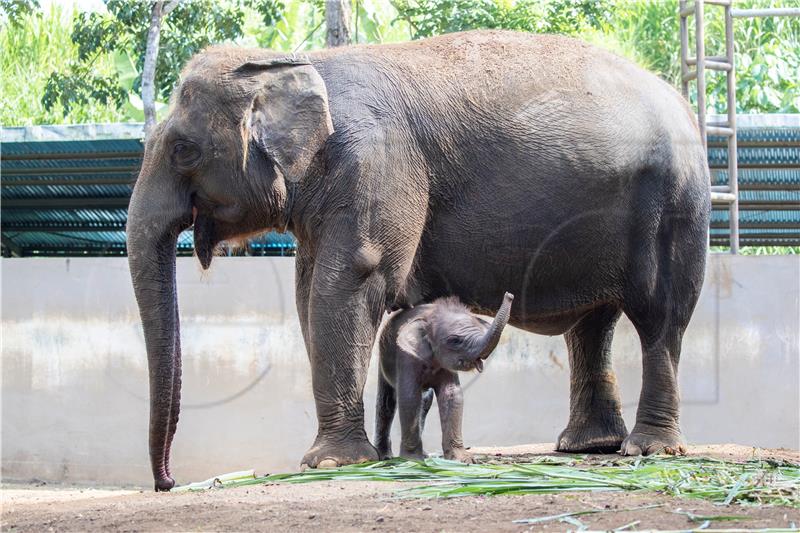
[3, 444, 798, 532]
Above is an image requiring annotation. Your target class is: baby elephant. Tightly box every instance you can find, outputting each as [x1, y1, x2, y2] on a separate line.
[374, 292, 514, 463]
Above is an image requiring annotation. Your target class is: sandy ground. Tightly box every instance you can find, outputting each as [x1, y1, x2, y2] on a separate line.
[3, 444, 798, 532]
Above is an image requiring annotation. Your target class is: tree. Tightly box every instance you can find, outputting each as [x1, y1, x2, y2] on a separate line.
[391, 0, 611, 40]
[141, 1, 179, 134]
[0, 0, 39, 26]
[41, 0, 284, 133]
[325, 0, 351, 47]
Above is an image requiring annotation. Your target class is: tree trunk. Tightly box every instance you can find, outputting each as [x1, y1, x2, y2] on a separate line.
[142, 1, 165, 137]
[325, 0, 351, 48]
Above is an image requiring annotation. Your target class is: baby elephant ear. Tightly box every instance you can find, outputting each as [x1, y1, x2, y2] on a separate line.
[397, 319, 434, 364]
[242, 60, 334, 183]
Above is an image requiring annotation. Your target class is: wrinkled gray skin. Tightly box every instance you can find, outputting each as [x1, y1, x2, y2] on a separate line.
[126, 30, 710, 491]
[375, 293, 514, 463]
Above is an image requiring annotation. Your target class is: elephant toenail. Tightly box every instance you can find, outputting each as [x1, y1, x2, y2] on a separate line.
[318, 458, 339, 469]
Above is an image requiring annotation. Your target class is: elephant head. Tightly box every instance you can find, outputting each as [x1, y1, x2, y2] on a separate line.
[126, 51, 333, 491]
[422, 292, 514, 373]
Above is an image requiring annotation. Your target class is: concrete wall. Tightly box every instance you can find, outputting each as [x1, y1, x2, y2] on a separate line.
[2, 254, 798, 487]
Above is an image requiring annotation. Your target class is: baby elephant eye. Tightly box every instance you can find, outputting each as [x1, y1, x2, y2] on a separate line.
[446, 336, 464, 347]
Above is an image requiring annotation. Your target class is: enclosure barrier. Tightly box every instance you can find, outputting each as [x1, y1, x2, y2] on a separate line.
[679, 0, 800, 253]
[2, 118, 798, 256]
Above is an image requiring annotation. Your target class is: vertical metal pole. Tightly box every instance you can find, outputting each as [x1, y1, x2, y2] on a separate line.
[680, 0, 690, 98]
[725, 5, 740, 253]
[695, 0, 707, 153]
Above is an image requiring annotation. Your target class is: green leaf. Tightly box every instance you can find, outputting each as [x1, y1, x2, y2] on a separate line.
[113, 51, 138, 91]
[177, 455, 800, 509]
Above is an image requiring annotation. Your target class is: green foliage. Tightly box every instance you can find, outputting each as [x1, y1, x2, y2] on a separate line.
[393, 0, 507, 37]
[2, 0, 799, 125]
[720, 5, 800, 113]
[242, 0, 288, 48]
[392, 0, 798, 114]
[353, 0, 410, 44]
[392, 0, 611, 39]
[41, 67, 127, 116]
[243, 0, 325, 51]
[0, 0, 38, 26]
[241, 1, 408, 53]
[40, 0, 257, 120]
[35, 0, 341, 121]
[540, 0, 611, 35]
[594, 0, 680, 87]
[0, 3, 127, 125]
[604, 0, 800, 114]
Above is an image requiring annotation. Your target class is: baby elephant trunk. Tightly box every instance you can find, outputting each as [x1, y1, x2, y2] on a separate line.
[476, 292, 514, 360]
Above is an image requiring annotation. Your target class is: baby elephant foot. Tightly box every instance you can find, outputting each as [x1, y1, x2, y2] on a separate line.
[301, 435, 378, 469]
[375, 443, 393, 460]
[619, 424, 686, 456]
[399, 445, 426, 461]
[444, 447, 474, 464]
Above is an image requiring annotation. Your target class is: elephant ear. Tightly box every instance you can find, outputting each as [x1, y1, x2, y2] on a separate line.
[396, 318, 434, 365]
[240, 59, 334, 183]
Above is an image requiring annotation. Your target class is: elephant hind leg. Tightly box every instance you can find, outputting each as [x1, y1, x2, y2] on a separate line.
[619, 205, 707, 456]
[557, 304, 628, 453]
[620, 297, 693, 456]
[374, 372, 396, 460]
[619, 330, 687, 456]
[419, 387, 434, 435]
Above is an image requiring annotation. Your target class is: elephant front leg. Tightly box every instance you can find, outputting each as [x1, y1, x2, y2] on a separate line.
[435, 374, 473, 463]
[397, 373, 425, 460]
[300, 266, 384, 469]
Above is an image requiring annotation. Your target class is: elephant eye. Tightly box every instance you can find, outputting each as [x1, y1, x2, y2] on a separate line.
[172, 141, 201, 171]
[446, 336, 464, 347]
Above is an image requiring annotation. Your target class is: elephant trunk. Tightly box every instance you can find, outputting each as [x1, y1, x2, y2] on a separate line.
[127, 173, 191, 492]
[475, 292, 514, 360]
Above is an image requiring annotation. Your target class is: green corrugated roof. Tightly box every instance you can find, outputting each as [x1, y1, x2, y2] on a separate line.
[712, 169, 800, 188]
[1, 118, 799, 256]
[1, 124, 295, 257]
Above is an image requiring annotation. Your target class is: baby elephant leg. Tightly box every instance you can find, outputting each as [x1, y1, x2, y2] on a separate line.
[419, 388, 434, 435]
[374, 372, 396, 460]
[435, 374, 473, 463]
[398, 374, 425, 460]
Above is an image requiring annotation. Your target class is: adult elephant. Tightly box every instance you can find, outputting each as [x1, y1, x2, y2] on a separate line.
[127, 30, 710, 491]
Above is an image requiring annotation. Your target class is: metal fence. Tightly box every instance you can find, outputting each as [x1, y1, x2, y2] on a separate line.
[679, 0, 800, 252]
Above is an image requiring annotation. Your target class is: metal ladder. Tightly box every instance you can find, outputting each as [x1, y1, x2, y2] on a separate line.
[679, 0, 740, 253]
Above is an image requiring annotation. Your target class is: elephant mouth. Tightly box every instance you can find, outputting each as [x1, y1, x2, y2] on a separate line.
[192, 207, 217, 270]
[474, 359, 484, 373]
[191, 205, 265, 270]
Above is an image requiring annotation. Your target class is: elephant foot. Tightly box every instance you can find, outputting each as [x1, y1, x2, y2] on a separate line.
[444, 447, 474, 464]
[301, 435, 378, 469]
[154, 475, 175, 492]
[619, 424, 686, 456]
[399, 446, 426, 461]
[556, 415, 628, 454]
[375, 443, 393, 460]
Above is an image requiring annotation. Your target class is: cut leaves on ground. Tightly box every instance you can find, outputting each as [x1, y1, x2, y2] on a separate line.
[178, 455, 800, 508]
